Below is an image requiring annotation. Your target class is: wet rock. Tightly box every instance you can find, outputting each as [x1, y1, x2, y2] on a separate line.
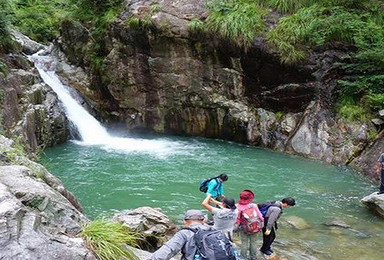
[361, 192, 384, 218]
[371, 118, 384, 126]
[284, 216, 311, 230]
[323, 218, 351, 228]
[379, 109, 384, 117]
[350, 133, 384, 180]
[11, 29, 45, 55]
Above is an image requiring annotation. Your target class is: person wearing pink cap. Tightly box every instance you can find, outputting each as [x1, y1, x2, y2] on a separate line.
[235, 190, 264, 260]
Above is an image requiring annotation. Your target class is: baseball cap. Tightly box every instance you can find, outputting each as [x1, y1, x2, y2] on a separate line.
[183, 209, 205, 220]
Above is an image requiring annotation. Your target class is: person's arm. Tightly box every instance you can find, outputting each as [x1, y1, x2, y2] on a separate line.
[209, 196, 223, 207]
[202, 193, 214, 212]
[235, 206, 242, 225]
[254, 204, 264, 222]
[151, 231, 188, 260]
[377, 161, 381, 174]
[218, 181, 224, 199]
[265, 207, 281, 233]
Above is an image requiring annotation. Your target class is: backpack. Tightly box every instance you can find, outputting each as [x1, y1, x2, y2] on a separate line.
[199, 177, 218, 193]
[240, 204, 263, 234]
[184, 227, 236, 260]
[257, 201, 281, 218]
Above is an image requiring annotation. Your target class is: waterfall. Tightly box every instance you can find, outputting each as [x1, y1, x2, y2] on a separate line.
[30, 51, 197, 156]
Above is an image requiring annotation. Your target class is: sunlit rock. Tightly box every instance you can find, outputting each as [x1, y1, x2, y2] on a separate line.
[113, 206, 177, 249]
[361, 192, 384, 218]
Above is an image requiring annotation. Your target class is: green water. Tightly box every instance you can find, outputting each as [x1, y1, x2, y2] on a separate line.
[41, 135, 384, 260]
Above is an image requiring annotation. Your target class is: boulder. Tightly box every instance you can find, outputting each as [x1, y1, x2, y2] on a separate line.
[11, 29, 45, 55]
[0, 135, 97, 260]
[323, 218, 351, 228]
[361, 192, 384, 218]
[113, 206, 177, 250]
[284, 216, 311, 230]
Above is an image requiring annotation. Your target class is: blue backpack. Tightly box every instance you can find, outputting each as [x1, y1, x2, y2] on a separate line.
[258, 201, 281, 218]
[199, 177, 219, 193]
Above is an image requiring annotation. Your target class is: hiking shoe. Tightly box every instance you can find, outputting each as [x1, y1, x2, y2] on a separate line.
[260, 249, 272, 256]
[378, 191, 384, 194]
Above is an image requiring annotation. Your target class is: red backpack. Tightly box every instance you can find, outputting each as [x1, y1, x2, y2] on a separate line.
[240, 204, 263, 233]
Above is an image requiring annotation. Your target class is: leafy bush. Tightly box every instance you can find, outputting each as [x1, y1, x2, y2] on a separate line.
[11, 0, 71, 43]
[0, 0, 16, 52]
[80, 220, 140, 260]
[205, 0, 266, 47]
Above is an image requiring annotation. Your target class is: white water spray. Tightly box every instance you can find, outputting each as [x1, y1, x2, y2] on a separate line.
[30, 51, 197, 156]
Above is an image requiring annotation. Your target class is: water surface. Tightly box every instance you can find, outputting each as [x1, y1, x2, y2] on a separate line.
[41, 135, 384, 260]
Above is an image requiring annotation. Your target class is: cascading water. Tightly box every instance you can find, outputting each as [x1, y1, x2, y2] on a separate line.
[30, 50, 196, 157]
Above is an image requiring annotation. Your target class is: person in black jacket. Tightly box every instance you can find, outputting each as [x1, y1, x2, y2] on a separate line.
[260, 197, 296, 256]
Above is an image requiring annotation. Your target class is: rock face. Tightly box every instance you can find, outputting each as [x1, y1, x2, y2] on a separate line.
[361, 192, 384, 217]
[56, 0, 379, 177]
[0, 135, 96, 260]
[0, 37, 70, 153]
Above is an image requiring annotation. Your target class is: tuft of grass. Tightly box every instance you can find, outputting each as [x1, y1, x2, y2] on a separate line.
[265, 0, 307, 13]
[205, 0, 266, 48]
[188, 18, 205, 34]
[275, 111, 284, 120]
[80, 220, 140, 260]
[337, 102, 370, 122]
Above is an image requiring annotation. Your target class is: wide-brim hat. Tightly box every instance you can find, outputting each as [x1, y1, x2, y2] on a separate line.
[238, 189, 254, 205]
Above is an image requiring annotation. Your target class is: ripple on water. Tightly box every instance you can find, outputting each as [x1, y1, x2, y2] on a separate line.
[42, 136, 384, 260]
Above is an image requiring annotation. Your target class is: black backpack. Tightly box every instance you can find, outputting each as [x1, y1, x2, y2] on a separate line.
[199, 177, 219, 193]
[184, 227, 236, 260]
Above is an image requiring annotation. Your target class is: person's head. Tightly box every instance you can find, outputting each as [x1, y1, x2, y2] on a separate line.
[183, 209, 206, 226]
[281, 197, 296, 208]
[218, 173, 228, 182]
[238, 189, 254, 205]
[222, 197, 237, 210]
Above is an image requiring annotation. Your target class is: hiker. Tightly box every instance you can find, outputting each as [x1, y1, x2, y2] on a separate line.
[259, 197, 296, 256]
[151, 209, 236, 260]
[206, 173, 228, 201]
[376, 153, 384, 194]
[202, 193, 238, 239]
[235, 190, 264, 260]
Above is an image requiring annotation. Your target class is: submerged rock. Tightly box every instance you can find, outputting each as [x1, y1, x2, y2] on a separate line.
[323, 218, 351, 228]
[361, 192, 384, 218]
[284, 216, 311, 230]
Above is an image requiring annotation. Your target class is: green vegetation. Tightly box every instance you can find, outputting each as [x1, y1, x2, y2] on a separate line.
[0, 0, 16, 52]
[205, 0, 266, 47]
[264, 0, 306, 13]
[80, 220, 140, 260]
[11, 0, 71, 43]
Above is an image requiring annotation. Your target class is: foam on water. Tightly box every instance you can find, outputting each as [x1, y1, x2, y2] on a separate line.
[30, 51, 198, 157]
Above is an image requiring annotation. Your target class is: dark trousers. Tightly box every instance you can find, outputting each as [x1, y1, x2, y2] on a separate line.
[380, 170, 384, 192]
[260, 226, 276, 252]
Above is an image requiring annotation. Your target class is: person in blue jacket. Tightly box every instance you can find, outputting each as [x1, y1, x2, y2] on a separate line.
[206, 173, 228, 201]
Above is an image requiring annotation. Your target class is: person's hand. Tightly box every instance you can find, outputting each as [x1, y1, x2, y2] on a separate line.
[265, 229, 271, 236]
[233, 223, 239, 232]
